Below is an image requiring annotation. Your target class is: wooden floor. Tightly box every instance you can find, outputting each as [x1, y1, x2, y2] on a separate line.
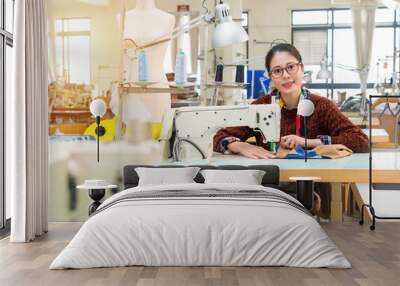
[1, 220, 400, 286]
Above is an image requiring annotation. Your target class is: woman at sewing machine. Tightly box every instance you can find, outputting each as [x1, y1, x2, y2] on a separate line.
[214, 43, 369, 159]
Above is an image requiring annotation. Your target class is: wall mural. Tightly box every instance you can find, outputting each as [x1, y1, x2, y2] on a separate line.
[47, 0, 205, 221]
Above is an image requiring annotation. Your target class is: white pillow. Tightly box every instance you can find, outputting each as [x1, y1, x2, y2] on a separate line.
[135, 167, 201, 186]
[200, 169, 266, 185]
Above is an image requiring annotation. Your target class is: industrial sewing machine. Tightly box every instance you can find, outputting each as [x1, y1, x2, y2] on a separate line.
[160, 104, 281, 161]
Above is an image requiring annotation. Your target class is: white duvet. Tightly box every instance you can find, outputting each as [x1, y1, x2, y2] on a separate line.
[50, 183, 351, 269]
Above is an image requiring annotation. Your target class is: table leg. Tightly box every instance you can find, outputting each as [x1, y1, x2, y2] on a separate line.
[88, 189, 105, 215]
[330, 182, 343, 223]
[295, 180, 314, 210]
[343, 183, 352, 216]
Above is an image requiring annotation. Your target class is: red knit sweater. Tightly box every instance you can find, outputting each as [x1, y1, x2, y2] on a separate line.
[213, 93, 369, 153]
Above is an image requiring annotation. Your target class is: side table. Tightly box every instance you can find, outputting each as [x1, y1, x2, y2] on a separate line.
[77, 181, 118, 215]
[289, 177, 321, 210]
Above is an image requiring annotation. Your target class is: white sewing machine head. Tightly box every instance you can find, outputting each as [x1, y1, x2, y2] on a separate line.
[160, 104, 281, 161]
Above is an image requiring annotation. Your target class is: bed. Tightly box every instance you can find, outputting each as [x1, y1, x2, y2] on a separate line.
[50, 165, 351, 269]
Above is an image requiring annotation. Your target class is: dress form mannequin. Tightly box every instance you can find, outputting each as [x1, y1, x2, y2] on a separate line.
[122, 0, 175, 124]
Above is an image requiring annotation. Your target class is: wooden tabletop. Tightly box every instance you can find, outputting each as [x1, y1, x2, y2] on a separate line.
[350, 117, 380, 128]
[170, 152, 400, 183]
[372, 96, 400, 109]
[362, 128, 390, 143]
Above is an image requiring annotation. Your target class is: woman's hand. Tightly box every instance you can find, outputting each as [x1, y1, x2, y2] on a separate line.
[280, 135, 323, 149]
[228, 142, 276, 159]
[280, 135, 305, 149]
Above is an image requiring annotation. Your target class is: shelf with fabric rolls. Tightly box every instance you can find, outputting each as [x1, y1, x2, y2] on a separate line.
[119, 84, 195, 95]
[49, 123, 90, 136]
[206, 82, 248, 89]
[49, 107, 114, 135]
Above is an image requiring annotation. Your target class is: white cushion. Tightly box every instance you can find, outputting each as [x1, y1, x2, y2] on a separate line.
[135, 167, 201, 186]
[200, 169, 266, 185]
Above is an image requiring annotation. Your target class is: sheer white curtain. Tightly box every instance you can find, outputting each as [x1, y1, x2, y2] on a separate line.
[351, 4, 376, 97]
[9, 0, 48, 242]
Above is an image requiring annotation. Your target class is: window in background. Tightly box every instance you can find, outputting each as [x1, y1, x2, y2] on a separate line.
[55, 18, 91, 84]
[242, 11, 249, 59]
[0, 36, 3, 231]
[293, 30, 328, 84]
[333, 28, 358, 83]
[368, 27, 394, 83]
[292, 9, 333, 98]
[5, 43, 12, 221]
[1, 0, 14, 233]
[292, 10, 329, 25]
[397, 9, 400, 24]
[333, 9, 352, 25]
[5, 0, 14, 33]
[292, 7, 399, 100]
[375, 7, 394, 23]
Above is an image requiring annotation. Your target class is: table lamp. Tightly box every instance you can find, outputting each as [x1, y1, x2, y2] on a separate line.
[90, 99, 107, 162]
[297, 99, 315, 162]
[212, 1, 249, 48]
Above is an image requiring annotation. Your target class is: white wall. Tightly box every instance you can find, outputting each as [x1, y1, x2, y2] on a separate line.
[162, 1, 336, 70]
[243, 0, 335, 69]
[47, 0, 338, 78]
[160, 1, 336, 70]
[47, 0, 122, 87]
[158, 0, 336, 100]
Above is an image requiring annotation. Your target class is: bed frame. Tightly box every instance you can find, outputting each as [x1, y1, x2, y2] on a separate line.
[123, 165, 280, 189]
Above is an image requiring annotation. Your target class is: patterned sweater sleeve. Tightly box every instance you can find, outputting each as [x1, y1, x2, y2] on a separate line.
[318, 98, 369, 153]
[213, 96, 270, 152]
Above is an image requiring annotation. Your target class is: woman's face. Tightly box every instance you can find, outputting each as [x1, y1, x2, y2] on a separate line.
[269, 51, 304, 95]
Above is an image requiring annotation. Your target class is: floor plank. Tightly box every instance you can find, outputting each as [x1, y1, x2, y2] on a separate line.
[1, 220, 400, 286]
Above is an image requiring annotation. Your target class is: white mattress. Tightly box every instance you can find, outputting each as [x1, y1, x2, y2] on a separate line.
[50, 183, 350, 269]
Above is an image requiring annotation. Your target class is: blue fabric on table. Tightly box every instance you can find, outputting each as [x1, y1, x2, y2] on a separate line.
[278, 146, 321, 159]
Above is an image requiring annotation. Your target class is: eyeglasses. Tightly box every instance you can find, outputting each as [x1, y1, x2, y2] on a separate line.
[269, 62, 302, 79]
